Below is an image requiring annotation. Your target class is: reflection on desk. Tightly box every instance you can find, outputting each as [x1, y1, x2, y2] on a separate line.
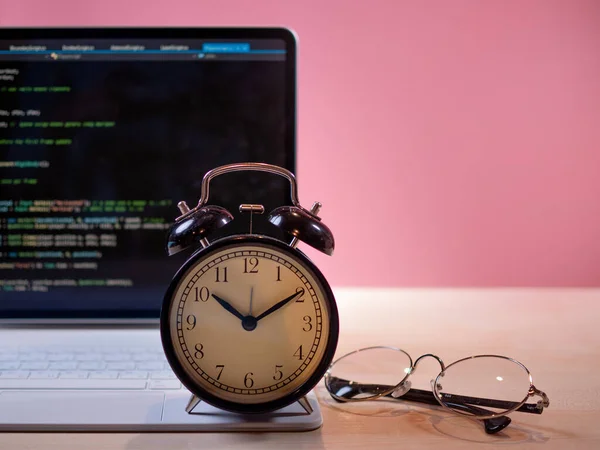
[2, 288, 599, 449]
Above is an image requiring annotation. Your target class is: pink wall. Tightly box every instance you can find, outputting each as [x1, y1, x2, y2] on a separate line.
[2, 0, 600, 287]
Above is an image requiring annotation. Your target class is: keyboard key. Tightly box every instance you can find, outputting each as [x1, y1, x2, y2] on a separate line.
[19, 353, 46, 361]
[78, 362, 106, 371]
[17, 347, 39, 353]
[55, 346, 83, 353]
[0, 362, 20, 370]
[44, 346, 70, 353]
[150, 371, 177, 380]
[49, 362, 78, 371]
[148, 380, 181, 390]
[106, 362, 136, 371]
[133, 353, 160, 361]
[76, 354, 102, 361]
[104, 354, 130, 362]
[0, 353, 18, 361]
[119, 371, 148, 379]
[21, 362, 49, 370]
[0, 379, 148, 389]
[0, 371, 29, 379]
[136, 362, 164, 370]
[59, 371, 89, 379]
[89, 371, 119, 379]
[116, 347, 142, 353]
[95, 347, 123, 353]
[47, 353, 74, 361]
[30, 371, 59, 379]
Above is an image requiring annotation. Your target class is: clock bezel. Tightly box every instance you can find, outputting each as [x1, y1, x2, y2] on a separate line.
[160, 234, 339, 414]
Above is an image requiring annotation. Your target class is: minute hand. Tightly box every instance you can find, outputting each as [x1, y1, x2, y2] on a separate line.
[256, 290, 303, 322]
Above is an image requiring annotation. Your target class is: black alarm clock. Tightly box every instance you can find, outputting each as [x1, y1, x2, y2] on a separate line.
[160, 162, 339, 414]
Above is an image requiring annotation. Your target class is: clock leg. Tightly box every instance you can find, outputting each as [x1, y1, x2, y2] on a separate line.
[297, 395, 313, 415]
[185, 394, 202, 414]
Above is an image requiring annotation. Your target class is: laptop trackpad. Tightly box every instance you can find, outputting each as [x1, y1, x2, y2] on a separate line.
[0, 391, 164, 425]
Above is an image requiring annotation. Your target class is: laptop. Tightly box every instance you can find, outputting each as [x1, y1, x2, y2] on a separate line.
[0, 27, 321, 431]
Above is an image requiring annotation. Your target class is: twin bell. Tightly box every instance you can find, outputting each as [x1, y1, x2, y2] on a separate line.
[165, 163, 334, 257]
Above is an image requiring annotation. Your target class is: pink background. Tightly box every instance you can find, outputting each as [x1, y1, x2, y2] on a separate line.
[2, 0, 599, 287]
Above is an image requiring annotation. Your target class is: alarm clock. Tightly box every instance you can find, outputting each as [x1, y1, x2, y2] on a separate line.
[160, 162, 339, 414]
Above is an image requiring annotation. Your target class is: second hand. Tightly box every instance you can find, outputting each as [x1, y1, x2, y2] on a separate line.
[249, 286, 254, 316]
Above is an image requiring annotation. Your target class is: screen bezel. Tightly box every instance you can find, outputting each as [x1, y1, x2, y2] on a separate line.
[0, 27, 297, 322]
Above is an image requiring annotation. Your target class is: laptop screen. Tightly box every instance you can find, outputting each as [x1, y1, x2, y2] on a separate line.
[0, 28, 296, 320]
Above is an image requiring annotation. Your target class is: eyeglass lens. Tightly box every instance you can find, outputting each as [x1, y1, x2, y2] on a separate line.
[325, 347, 411, 400]
[436, 356, 531, 416]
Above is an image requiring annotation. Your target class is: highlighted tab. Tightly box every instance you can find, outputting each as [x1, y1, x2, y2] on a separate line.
[202, 43, 250, 53]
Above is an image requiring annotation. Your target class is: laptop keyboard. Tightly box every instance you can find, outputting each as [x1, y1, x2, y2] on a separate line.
[0, 345, 183, 390]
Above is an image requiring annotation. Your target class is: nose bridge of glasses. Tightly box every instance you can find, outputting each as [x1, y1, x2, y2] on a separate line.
[389, 353, 444, 400]
[413, 353, 446, 372]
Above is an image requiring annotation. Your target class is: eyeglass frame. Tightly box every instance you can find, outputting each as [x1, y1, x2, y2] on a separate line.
[324, 346, 550, 431]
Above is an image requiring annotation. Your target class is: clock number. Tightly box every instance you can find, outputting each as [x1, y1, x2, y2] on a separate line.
[186, 314, 196, 330]
[215, 266, 228, 282]
[295, 287, 305, 302]
[215, 364, 225, 380]
[243, 257, 259, 274]
[276, 266, 282, 282]
[194, 343, 204, 359]
[293, 345, 304, 360]
[244, 372, 254, 388]
[194, 286, 210, 302]
[273, 365, 283, 381]
[302, 315, 313, 332]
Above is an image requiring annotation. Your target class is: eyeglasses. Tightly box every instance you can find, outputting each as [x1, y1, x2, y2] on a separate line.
[324, 346, 549, 434]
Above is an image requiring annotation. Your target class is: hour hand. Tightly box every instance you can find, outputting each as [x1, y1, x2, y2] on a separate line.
[256, 289, 303, 322]
[211, 294, 245, 321]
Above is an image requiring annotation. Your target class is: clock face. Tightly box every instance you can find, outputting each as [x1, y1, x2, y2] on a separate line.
[163, 238, 337, 410]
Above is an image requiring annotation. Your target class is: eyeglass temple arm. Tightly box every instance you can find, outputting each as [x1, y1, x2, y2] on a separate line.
[387, 387, 513, 435]
[398, 388, 543, 416]
[326, 377, 511, 434]
[437, 390, 547, 414]
[327, 378, 545, 415]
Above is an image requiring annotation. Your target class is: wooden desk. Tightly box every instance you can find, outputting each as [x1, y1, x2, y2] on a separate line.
[3, 288, 599, 449]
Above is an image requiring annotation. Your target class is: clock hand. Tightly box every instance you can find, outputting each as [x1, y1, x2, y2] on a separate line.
[211, 294, 245, 321]
[249, 286, 254, 316]
[256, 289, 303, 322]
